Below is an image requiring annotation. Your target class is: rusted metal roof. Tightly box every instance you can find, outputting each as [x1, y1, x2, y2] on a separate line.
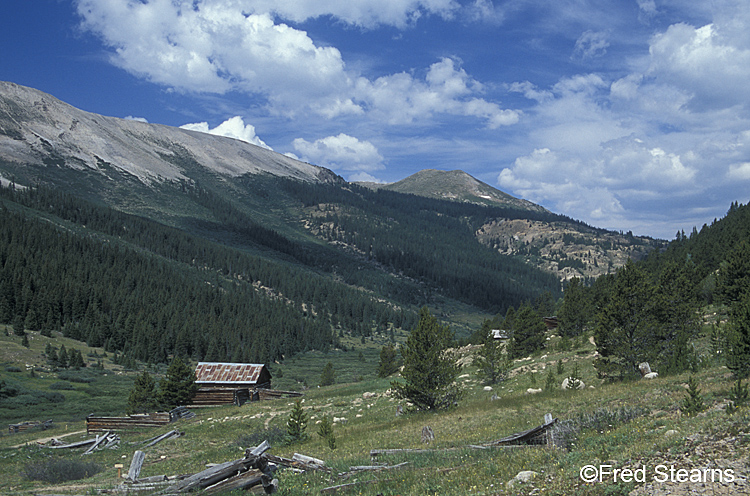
[194, 362, 267, 385]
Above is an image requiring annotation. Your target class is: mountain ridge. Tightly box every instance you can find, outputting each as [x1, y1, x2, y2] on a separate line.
[358, 168, 547, 213]
[0, 80, 334, 186]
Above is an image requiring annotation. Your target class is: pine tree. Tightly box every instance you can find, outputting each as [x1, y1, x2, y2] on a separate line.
[544, 367, 556, 391]
[726, 377, 748, 414]
[159, 357, 198, 409]
[377, 344, 400, 378]
[508, 303, 546, 359]
[12, 315, 24, 337]
[558, 277, 590, 337]
[317, 415, 336, 450]
[286, 398, 308, 443]
[391, 307, 462, 411]
[127, 370, 159, 414]
[58, 344, 69, 369]
[475, 325, 510, 385]
[593, 260, 657, 378]
[726, 294, 750, 379]
[320, 362, 335, 387]
[680, 375, 704, 416]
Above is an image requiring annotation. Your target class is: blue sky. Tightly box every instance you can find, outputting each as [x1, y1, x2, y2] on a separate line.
[3, 1, 750, 239]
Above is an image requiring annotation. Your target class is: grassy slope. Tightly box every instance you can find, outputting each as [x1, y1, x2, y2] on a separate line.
[0, 323, 747, 495]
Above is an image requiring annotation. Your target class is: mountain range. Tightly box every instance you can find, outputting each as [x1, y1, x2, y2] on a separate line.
[0, 81, 663, 362]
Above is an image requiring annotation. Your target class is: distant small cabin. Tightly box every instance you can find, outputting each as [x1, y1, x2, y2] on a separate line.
[190, 362, 272, 407]
[543, 317, 559, 330]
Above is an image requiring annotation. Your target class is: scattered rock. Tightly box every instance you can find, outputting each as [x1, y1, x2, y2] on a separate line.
[506, 470, 539, 489]
[643, 372, 659, 379]
[561, 378, 585, 390]
[483, 386, 493, 391]
[526, 388, 543, 394]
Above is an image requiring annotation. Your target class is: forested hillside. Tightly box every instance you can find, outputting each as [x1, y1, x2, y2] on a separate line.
[0, 175, 569, 366]
[0, 185, 416, 364]
[547, 201, 750, 380]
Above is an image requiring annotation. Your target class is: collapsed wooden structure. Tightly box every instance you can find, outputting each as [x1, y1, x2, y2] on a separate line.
[8, 419, 53, 434]
[106, 441, 331, 494]
[370, 414, 559, 458]
[86, 406, 195, 434]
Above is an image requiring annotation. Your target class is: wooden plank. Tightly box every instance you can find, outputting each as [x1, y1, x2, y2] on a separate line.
[83, 431, 112, 455]
[170, 457, 256, 492]
[143, 429, 181, 448]
[126, 450, 146, 482]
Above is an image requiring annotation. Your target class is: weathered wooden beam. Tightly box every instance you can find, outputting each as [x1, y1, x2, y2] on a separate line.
[202, 468, 266, 494]
[143, 429, 181, 448]
[83, 431, 112, 455]
[170, 457, 256, 492]
[126, 450, 146, 482]
[44, 438, 97, 449]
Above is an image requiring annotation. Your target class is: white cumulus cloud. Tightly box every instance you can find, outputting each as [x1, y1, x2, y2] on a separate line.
[75, 1, 516, 127]
[180, 116, 271, 149]
[292, 134, 384, 176]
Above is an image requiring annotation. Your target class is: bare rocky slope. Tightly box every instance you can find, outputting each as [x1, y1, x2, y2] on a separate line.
[361, 169, 664, 281]
[0, 81, 332, 186]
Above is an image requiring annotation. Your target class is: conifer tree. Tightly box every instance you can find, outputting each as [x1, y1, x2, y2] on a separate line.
[680, 375, 704, 416]
[320, 362, 335, 387]
[377, 343, 400, 378]
[317, 415, 336, 450]
[391, 307, 462, 410]
[475, 322, 509, 385]
[58, 345, 69, 369]
[159, 357, 198, 409]
[286, 398, 308, 443]
[726, 294, 750, 379]
[508, 303, 546, 359]
[128, 370, 159, 414]
[558, 277, 590, 337]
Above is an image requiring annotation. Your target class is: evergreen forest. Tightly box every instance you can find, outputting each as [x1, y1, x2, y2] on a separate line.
[0, 174, 567, 365]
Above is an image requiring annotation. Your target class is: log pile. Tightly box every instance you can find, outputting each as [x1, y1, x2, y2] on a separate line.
[44, 431, 121, 453]
[105, 440, 331, 494]
[8, 419, 53, 434]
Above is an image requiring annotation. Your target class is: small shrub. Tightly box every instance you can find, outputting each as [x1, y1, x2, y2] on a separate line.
[317, 415, 336, 450]
[726, 378, 748, 415]
[5, 366, 22, 373]
[57, 370, 96, 383]
[24, 458, 103, 483]
[552, 406, 649, 450]
[286, 398, 308, 444]
[49, 381, 75, 390]
[680, 375, 704, 417]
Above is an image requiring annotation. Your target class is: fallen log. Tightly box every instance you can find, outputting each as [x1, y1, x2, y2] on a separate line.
[44, 438, 97, 450]
[143, 429, 182, 448]
[320, 479, 391, 495]
[126, 450, 146, 482]
[348, 462, 409, 472]
[264, 453, 332, 473]
[202, 468, 267, 494]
